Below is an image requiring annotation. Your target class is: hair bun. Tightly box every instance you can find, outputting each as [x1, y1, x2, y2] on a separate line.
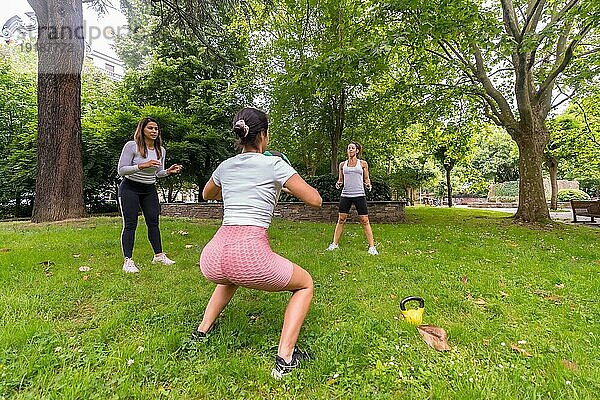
[233, 119, 250, 138]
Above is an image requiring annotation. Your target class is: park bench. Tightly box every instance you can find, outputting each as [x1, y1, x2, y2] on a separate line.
[570, 200, 600, 223]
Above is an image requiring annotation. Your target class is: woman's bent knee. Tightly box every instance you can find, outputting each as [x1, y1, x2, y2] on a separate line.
[285, 264, 313, 292]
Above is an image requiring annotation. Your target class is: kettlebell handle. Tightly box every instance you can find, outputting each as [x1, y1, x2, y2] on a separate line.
[400, 296, 425, 311]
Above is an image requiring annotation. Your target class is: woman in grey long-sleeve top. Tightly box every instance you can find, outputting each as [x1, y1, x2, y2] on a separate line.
[117, 117, 183, 273]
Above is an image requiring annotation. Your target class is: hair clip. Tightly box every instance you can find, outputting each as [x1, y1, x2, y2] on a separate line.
[235, 119, 250, 137]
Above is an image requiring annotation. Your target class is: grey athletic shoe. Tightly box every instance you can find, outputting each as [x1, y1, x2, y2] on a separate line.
[123, 258, 139, 273]
[152, 253, 175, 265]
[327, 243, 339, 251]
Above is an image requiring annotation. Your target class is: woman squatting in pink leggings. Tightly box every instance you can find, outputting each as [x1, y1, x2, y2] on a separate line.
[194, 107, 322, 379]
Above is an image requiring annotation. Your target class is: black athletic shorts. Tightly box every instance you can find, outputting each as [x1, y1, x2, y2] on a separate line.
[339, 196, 368, 215]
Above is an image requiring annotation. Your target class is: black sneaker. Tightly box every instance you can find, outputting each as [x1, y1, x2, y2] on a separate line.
[190, 330, 207, 342]
[271, 346, 313, 379]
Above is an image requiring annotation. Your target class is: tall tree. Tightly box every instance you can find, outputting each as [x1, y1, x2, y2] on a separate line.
[424, 120, 476, 207]
[258, 0, 391, 175]
[26, 0, 89, 221]
[384, 0, 600, 221]
[25, 0, 245, 221]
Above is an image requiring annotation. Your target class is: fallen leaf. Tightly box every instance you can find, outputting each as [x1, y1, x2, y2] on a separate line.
[82, 275, 89, 281]
[72, 254, 81, 258]
[474, 298, 486, 306]
[78, 266, 91, 272]
[39, 260, 54, 267]
[555, 283, 565, 289]
[544, 295, 562, 304]
[327, 378, 335, 385]
[510, 344, 532, 357]
[177, 230, 189, 236]
[417, 325, 450, 351]
[95, 273, 101, 277]
[339, 269, 351, 276]
[561, 359, 578, 371]
[390, 294, 397, 300]
[185, 244, 194, 249]
[483, 339, 490, 346]
[0, 248, 10, 253]
[500, 291, 509, 298]
[460, 276, 469, 284]
[45, 271, 53, 277]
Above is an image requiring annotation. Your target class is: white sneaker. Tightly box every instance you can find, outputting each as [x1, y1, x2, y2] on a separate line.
[368, 246, 379, 255]
[152, 253, 175, 265]
[123, 258, 139, 273]
[327, 243, 339, 251]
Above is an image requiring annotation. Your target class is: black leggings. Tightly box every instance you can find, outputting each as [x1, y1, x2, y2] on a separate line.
[118, 178, 162, 258]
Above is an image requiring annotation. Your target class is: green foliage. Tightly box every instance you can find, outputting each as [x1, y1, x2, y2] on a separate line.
[257, 0, 399, 175]
[1, 209, 600, 397]
[0, 45, 37, 218]
[557, 189, 591, 202]
[494, 181, 519, 198]
[547, 94, 600, 198]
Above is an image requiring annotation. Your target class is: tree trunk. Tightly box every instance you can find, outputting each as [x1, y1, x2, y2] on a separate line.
[444, 165, 453, 208]
[29, 0, 86, 222]
[548, 156, 558, 210]
[330, 89, 345, 175]
[514, 133, 550, 222]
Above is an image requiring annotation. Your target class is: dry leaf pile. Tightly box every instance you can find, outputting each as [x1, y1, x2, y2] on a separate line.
[417, 325, 450, 351]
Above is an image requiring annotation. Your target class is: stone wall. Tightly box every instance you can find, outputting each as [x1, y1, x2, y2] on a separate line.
[161, 201, 406, 223]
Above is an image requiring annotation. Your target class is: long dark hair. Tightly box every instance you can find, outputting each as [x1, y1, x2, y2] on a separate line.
[232, 108, 268, 150]
[133, 117, 162, 159]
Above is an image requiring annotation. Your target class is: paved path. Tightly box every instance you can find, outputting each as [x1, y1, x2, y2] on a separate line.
[460, 205, 599, 227]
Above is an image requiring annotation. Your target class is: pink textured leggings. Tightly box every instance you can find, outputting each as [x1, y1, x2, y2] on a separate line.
[200, 225, 294, 291]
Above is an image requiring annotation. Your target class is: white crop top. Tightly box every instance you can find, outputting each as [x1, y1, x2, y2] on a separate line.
[212, 153, 297, 228]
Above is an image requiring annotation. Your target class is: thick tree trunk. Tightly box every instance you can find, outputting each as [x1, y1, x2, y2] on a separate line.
[445, 166, 453, 208]
[514, 133, 550, 222]
[548, 156, 558, 210]
[29, 0, 86, 222]
[330, 89, 345, 176]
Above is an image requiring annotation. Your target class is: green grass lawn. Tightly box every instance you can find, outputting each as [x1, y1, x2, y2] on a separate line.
[1, 207, 599, 399]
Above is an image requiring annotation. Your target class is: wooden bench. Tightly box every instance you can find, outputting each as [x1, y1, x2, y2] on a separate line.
[570, 200, 600, 223]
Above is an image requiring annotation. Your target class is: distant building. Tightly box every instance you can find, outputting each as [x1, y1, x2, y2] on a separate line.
[86, 46, 125, 80]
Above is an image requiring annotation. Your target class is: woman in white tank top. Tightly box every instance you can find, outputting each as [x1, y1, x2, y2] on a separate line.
[327, 142, 378, 255]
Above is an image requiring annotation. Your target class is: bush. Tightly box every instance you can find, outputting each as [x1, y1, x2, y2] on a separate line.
[0, 202, 33, 219]
[488, 196, 518, 203]
[279, 174, 392, 202]
[85, 197, 119, 214]
[494, 181, 519, 197]
[557, 189, 590, 202]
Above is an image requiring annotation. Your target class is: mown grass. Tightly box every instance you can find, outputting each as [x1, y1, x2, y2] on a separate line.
[0, 207, 599, 399]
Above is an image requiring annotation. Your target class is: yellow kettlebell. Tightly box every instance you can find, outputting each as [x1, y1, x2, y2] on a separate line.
[400, 296, 425, 325]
